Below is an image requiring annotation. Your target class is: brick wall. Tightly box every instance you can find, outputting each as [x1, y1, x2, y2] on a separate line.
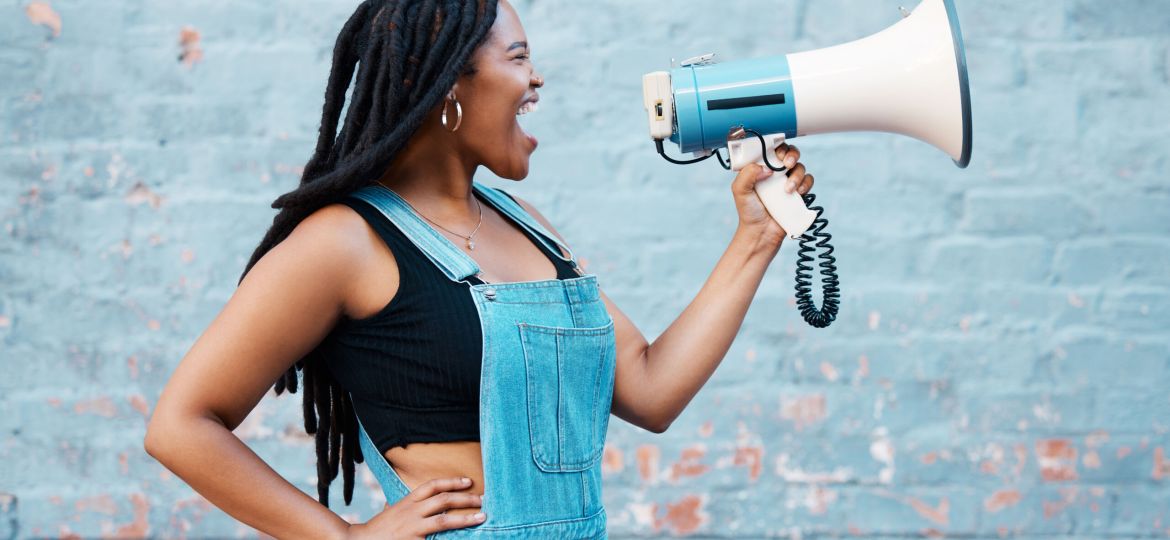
[2, 0, 1168, 537]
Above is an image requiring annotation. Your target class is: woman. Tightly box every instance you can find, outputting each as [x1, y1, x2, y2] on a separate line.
[143, 0, 814, 538]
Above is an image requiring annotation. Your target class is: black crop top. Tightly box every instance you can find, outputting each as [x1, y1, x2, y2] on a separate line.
[320, 188, 580, 457]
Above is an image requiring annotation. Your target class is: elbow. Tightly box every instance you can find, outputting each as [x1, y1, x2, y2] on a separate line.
[143, 412, 185, 461]
[143, 417, 169, 459]
[644, 414, 674, 434]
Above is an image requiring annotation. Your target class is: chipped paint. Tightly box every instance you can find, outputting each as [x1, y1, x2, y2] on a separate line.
[653, 494, 707, 535]
[909, 497, 950, 526]
[602, 444, 623, 475]
[73, 396, 117, 417]
[855, 355, 870, 382]
[780, 394, 826, 430]
[984, 489, 1022, 513]
[25, 1, 61, 38]
[775, 453, 852, 483]
[1036, 439, 1078, 482]
[636, 444, 660, 483]
[124, 182, 164, 209]
[128, 394, 150, 416]
[799, 485, 838, 515]
[669, 444, 709, 481]
[1041, 487, 1078, 519]
[179, 26, 204, 66]
[877, 491, 949, 526]
[1154, 447, 1170, 480]
[732, 446, 763, 481]
[870, 428, 895, 484]
[109, 493, 150, 538]
[74, 494, 117, 515]
[820, 361, 839, 382]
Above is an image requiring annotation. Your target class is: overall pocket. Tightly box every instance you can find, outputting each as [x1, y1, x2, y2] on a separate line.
[518, 319, 616, 473]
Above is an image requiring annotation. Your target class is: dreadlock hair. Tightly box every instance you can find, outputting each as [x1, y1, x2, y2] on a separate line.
[235, 0, 500, 508]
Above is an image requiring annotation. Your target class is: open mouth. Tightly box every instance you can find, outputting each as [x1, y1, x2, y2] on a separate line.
[515, 99, 539, 149]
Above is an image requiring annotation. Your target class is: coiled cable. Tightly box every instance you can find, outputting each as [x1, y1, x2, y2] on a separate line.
[793, 192, 839, 328]
[655, 132, 840, 328]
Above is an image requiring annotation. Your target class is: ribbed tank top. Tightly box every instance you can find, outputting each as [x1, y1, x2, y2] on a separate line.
[320, 188, 580, 456]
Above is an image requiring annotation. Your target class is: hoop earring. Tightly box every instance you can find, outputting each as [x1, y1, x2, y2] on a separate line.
[441, 92, 463, 132]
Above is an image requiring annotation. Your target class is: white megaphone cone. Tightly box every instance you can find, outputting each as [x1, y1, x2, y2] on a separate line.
[788, 0, 972, 167]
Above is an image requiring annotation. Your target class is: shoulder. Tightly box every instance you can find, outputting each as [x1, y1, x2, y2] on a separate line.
[294, 201, 376, 253]
[280, 201, 389, 283]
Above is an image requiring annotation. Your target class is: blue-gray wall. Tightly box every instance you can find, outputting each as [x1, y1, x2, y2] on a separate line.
[3, 0, 1169, 537]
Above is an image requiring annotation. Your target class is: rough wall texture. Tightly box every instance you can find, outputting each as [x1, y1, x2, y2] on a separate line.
[3, 0, 1169, 538]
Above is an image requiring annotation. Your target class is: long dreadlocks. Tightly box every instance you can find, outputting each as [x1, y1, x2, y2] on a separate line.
[235, 0, 500, 508]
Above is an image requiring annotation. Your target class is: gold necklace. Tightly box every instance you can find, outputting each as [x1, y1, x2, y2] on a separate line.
[381, 183, 484, 251]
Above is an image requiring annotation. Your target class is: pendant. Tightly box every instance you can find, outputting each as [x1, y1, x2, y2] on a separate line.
[467, 239, 475, 251]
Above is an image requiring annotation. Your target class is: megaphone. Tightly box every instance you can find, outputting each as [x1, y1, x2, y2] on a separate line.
[642, 0, 972, 328]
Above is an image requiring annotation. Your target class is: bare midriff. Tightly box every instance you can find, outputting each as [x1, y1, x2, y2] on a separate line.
[384, 441, 485, 517]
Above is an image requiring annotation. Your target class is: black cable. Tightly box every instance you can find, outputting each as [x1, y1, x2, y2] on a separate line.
[713, 147, 731, 170]
[655, 138, 713, 165]
[741, 128, 789, 172]
[794, 192, 840, 328]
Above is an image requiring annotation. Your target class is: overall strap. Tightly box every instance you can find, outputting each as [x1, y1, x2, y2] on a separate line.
[472, 182, 580, 271]
[347, 184, 481, 283]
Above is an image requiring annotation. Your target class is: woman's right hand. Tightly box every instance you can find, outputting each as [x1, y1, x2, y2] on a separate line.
[344, 477, 485, 539]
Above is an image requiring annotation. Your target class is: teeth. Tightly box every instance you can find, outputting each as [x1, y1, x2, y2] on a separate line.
[516, 101, 538, 116]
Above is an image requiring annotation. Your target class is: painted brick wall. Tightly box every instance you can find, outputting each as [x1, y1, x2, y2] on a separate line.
[3, 0, 1168, 538]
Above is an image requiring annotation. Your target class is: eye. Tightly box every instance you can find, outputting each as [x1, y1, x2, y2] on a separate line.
[514, 53, 530, 61]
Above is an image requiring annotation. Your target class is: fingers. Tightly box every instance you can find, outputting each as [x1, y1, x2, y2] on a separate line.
[405, 477, 487, 535]
[417, 491, 483, 517]
[783, 163, 806, 194]
[408, 477, 472, 502]
[731, 163, 772, 196]
[798, 173, 814, 195]
[773, 143, 801, 169]
[422, 511, 487, 535]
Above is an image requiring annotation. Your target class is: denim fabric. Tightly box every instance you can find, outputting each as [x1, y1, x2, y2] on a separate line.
[348, 182, 616, 539]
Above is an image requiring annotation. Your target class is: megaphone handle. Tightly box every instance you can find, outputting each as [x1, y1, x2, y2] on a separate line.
[727, 134, 817, 239]
[754, 172, 818, 240]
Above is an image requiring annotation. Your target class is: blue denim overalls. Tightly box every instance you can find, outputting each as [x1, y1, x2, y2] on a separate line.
[346, 182, 616, 539]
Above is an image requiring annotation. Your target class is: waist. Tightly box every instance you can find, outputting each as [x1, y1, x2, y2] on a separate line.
[386, 441, 485, 517]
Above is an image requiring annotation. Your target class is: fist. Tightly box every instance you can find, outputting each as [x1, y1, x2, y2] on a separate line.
[729, 142, 815, 247]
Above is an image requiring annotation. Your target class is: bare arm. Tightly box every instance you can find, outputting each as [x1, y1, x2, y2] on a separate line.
[144, 204, 372, 540]
[514, 144, 812, 433]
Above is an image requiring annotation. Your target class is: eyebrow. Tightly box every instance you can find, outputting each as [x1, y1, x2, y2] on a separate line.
[506, 41, 528, 52]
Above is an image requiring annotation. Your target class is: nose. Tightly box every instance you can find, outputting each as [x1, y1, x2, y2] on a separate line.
[531, 72, 544, 88]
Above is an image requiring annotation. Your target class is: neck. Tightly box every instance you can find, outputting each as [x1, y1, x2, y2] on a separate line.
[376, 123, 481, 223]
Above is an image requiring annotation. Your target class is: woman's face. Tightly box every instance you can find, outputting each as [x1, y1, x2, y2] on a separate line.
[449, 0, 543, 180]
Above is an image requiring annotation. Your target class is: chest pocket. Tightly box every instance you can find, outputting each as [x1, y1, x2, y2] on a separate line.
[518, 319, 617, 473]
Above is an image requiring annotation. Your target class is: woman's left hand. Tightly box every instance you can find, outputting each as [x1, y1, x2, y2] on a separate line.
[729, 142, 814, 250]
